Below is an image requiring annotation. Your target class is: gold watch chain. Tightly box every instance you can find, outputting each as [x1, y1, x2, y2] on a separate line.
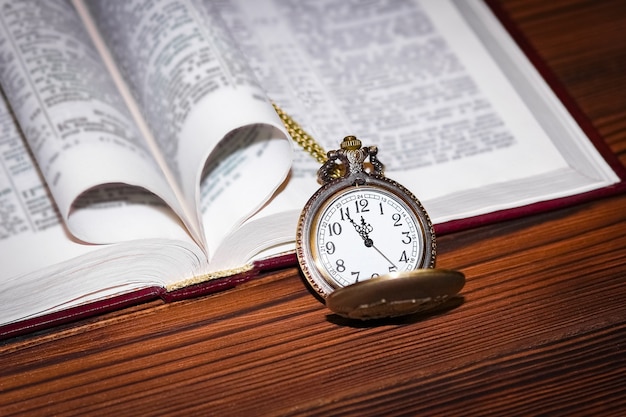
[272, 102, 328, 164]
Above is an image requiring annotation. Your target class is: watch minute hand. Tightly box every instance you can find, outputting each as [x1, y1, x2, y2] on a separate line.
[370, 243, 397, 269]
[347, 213, 373, 246]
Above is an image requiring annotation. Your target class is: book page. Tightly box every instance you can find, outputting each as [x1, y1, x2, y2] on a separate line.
[81, 0, 292, 256]
[207, 0, 619, 266]
[0, 93, 89, 279]
[0, 89, 203, 287]
[0, 92, 210, 325]
[216, 0, 618, 222]
[0, 0, 191, 244]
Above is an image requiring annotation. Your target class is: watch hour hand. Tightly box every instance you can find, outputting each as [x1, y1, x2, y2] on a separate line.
[346, 212, 373, 246]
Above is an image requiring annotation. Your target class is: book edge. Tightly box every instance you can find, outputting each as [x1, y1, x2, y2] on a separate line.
[482, 0, 626, 180]
[0, 287, 164, 341]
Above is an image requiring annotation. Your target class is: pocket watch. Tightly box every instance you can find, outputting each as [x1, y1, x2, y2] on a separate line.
[295, 136, 464, 319]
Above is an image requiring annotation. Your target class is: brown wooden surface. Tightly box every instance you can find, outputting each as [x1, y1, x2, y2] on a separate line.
[2, 0, 626, 415]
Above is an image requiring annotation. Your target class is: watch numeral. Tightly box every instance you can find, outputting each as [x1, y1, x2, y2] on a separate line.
[379, 203, 384, 215]
[402, 231, 412, 244]
[399, 251, 408, 263]
[388, 266, 397, 273]
[339, 207, 350, 221]
[351, 271, 360, 282]
[355, 199, 369, 213]
[325, 241, 335, 254]
[328, 222, 342, 236]
[336, 259, 346, 272]
[392, 213, 402, 226]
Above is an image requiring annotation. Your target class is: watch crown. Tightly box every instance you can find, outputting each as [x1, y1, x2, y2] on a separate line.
[341, 135, 362, 151]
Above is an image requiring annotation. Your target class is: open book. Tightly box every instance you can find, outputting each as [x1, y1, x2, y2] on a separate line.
[1, 0, 624, 337]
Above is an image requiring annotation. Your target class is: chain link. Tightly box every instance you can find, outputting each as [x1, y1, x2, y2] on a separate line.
[272, 102, 328, 164]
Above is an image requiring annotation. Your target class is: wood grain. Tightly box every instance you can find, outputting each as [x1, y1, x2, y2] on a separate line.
[2, 0, 626, 415]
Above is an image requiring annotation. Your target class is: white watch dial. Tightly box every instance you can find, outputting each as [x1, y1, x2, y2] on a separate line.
[312, 186, 423, 288]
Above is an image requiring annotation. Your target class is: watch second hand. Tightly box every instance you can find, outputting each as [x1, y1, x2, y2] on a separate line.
[347, 213, 398, 269]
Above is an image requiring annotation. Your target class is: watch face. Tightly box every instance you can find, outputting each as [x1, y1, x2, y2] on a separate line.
[297, 176, 435, 297]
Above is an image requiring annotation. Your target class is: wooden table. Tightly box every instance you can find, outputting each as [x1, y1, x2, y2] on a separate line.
[2, 0, 626, 415]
